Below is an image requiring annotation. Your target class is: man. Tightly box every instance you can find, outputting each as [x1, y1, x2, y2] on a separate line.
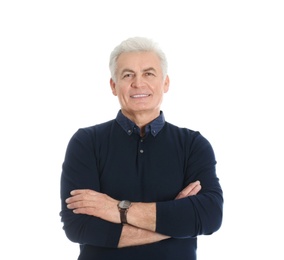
[60, 37, 223, 260]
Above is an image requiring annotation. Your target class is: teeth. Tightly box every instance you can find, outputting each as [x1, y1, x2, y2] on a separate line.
[132, 94, 149, 98]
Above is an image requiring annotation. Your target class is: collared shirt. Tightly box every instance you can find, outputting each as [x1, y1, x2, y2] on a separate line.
[116, 110, 165, 137]
[60, 111, 223, 260]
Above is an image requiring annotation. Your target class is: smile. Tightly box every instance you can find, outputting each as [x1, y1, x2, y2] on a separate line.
[130, 94, 150, 98]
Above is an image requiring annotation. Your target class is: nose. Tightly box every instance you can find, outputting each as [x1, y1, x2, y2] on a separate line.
[131, 75, 144, 88]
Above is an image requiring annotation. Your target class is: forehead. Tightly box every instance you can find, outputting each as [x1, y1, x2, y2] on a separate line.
[116, 51, 161, 71]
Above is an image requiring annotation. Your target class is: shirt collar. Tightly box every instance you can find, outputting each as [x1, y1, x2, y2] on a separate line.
[116, 110, 165, 137]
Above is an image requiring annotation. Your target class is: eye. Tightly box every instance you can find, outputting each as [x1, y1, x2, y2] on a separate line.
[122, 73, 133, 79]
[144, 71, 156, 77]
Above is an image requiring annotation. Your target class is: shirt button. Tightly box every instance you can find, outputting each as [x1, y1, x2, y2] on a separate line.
[152, 130, 156, 134]
[127, 129, 132, 134]
[139, 149, 144, 153]
[140, 139, 143, 142]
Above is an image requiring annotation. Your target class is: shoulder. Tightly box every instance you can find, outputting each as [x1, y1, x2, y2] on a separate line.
[70, 119, 116, 142]
[165, 121, 200, 140]
[164, 122, 214, 152]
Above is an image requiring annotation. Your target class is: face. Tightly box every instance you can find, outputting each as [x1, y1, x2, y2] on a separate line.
[110, 51, 169, 119]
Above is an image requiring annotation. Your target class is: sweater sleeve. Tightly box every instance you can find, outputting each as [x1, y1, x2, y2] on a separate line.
[59, 128, 122, 248]
[156, 131, 223, 238]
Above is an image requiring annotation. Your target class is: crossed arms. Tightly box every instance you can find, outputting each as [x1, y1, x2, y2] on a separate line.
[60, 127, 223, 248]
[65, 181, 201, 247]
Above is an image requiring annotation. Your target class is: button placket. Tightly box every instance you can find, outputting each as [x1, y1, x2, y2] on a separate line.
[139, 138, 144, 154]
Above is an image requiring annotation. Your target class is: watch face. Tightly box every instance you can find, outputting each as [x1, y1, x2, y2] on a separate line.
[119, 200, 131, 209]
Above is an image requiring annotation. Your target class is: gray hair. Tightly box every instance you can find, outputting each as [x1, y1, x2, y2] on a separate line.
[109, 37, 168, 82]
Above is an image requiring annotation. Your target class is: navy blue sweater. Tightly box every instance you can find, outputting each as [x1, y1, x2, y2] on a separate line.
[60, 111, 223, 260]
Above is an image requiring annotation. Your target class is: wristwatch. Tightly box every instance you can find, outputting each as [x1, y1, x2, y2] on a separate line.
[117, 200, 132, 224]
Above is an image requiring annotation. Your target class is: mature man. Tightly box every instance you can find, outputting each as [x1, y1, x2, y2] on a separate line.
[60, 37, 223, 260]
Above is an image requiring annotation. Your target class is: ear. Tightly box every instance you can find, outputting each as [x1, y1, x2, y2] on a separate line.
[163, 75, 170, 93]
[110, 78, 117, 96]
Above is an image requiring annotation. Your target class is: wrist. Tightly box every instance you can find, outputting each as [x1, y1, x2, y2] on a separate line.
[117, 200, 132, 224]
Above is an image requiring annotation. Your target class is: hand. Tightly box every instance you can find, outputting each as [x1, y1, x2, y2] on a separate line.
[175, 180, 201, 199]
[66, 189, 120, 223]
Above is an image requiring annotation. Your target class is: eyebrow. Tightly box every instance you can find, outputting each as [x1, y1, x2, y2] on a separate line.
[120, 68, 135, 75]
[143, 67, 157, 73]
[120, 67, 157, 75]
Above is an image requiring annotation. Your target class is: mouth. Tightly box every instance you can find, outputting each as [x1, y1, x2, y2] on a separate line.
[130, 94, 151, 98]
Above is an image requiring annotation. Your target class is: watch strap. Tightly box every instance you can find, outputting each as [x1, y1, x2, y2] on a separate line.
[118, 200, 131, 224]
[119, 209, 128, 224]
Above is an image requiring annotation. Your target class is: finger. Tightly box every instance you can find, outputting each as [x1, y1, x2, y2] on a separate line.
[66, 194, 86, 204]
[188, 183, 201, 196]
[185, 181, 200, 194]
[175, 181, 201, 199]
[70, 189, 90, 196]
[72, 207, 96, 215]
[67, 199, 94, 209]
[179, 181, 200, 196]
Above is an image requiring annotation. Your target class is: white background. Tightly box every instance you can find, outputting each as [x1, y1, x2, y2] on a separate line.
[1, 1, 283, 259]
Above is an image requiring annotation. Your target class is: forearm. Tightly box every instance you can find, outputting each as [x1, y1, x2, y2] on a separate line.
[156, 190, 223, 238]
[117, 202, 171, 247]
[123, 181, 202, 233]
[66, 182, 203, 245]
[118, 224, 170, 248]
[126, 202, 156, 232]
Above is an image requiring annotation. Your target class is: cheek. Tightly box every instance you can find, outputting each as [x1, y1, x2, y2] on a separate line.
[116, 90, 129, 103]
